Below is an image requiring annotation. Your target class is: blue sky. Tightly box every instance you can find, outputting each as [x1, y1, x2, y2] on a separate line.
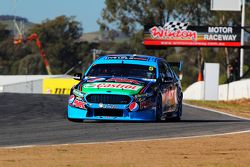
[0, 0, 105, 33]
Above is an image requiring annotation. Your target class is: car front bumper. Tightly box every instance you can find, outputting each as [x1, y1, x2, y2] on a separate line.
[67, 105, 156, 121]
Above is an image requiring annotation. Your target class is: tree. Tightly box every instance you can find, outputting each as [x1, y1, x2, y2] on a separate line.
[0, 23, 33, 74]
[29, 15, 84, 74]
[99, 0, 178, 35]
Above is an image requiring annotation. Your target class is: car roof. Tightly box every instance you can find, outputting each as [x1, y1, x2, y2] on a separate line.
[94, 54, 162, 66]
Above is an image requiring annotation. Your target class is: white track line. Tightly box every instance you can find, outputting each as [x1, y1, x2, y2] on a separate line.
[3, 130, 250, 149]
[184, 103, 250, 120]
[2, 104, 250, 149]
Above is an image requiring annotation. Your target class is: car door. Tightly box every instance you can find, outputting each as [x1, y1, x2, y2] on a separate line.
[159, 61, 181, 113]
[158, 60, 175, 112]
[164, 62, 180, 112]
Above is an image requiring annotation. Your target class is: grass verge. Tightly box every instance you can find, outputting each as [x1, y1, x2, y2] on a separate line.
[184, 99, 250, 119]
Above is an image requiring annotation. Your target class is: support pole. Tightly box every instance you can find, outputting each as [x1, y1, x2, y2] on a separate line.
[240, 0, 245, 77]
[93, 49, 96, 62]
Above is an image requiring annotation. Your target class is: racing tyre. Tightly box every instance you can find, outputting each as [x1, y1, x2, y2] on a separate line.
[173, 103, 182, 121]
[156, 95, 163, 122]
[172, 94, 183, 122]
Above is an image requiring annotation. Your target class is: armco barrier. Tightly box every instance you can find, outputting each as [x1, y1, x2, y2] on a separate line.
[184, 79, 250, 100]
[43, 78, 79, 95]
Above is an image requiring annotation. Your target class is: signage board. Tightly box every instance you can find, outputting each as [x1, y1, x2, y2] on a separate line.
[211, 0, 241, 11]
[204, 63, 220, 101]
[43, 78, 79, 95]
[144, 22, 241, 47]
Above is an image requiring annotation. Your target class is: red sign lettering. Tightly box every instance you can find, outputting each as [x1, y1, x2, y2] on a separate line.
[150, 26, 197, 41]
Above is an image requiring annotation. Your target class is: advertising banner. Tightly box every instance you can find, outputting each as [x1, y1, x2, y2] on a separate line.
[144, 22, 241, 47]
[43, 78, 79, 95]
[211, 0, 241, 11]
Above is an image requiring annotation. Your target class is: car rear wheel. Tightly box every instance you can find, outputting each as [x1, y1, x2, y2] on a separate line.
[156, 96, 163, 121]
[172, 93, 183, 121]
[173, 103, 182, 121]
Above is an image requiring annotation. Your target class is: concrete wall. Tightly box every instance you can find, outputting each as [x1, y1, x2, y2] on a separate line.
[183, 81, 205, 100]
[184, 79, 250, 100]
[220, 79, 250, 100]
[0, 75, 70, 94]
[0, 75, 63, 86]
[3, 80, 43, 94]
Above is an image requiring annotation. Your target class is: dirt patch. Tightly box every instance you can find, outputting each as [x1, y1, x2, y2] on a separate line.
[1, 132, 250, 167]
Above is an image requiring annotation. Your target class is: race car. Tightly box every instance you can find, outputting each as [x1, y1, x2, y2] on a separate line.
[67, 54, 183, 122]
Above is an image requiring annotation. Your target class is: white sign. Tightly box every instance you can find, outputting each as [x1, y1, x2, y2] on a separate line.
[211, 0, 241, 11]
[204, 63, 220, 101]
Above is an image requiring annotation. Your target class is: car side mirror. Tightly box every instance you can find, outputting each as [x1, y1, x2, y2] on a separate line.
[73, 73, 83, 80]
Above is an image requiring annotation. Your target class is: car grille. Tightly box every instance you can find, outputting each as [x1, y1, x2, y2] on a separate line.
[86, 94, 131, 104]
[93, 108, 123, 117]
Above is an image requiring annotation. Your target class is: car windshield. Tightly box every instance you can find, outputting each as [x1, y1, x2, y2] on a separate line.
[86, 64, 156, 79]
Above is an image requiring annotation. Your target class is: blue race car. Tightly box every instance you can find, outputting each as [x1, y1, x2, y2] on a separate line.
[67, 54, 183, 122]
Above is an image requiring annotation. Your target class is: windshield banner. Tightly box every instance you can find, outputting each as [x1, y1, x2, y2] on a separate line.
[144, 22, 241, 47]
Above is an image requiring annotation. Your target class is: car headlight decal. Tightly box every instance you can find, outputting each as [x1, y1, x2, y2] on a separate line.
[73, 89, 85, 98]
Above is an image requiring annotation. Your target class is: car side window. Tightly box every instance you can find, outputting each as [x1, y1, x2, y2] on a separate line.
[158, 62, 167, 80]
[163, 62, 174, 79]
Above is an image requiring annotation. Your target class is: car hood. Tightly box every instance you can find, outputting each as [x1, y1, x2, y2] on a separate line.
[77, 77, 152, 95]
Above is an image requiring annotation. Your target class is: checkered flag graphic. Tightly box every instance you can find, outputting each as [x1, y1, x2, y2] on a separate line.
[163, 22, 189, 31]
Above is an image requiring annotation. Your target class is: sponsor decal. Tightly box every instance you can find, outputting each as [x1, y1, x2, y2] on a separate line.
[140, 100, 153, 110]
[99, 104, 118, 109]
[106, 56, 148, 61]
[106, 78, 141, 85]
[73, 99, 86, 109]
[149, 66, 154, 71]
[84, 82, 142, 91]
[163, 87, 177, 106]
[87, 77, 106, 82]
[99, 103, 104, 108]
[68, 95, 75, 104]
[129, 102, 139, 112]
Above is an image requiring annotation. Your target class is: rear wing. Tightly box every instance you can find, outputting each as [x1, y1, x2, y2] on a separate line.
[168, 61, 183, 72]
[168, 61, 183, 80]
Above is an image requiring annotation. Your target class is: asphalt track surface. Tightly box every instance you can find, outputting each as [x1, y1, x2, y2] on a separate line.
[0, 93, 250, 147]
